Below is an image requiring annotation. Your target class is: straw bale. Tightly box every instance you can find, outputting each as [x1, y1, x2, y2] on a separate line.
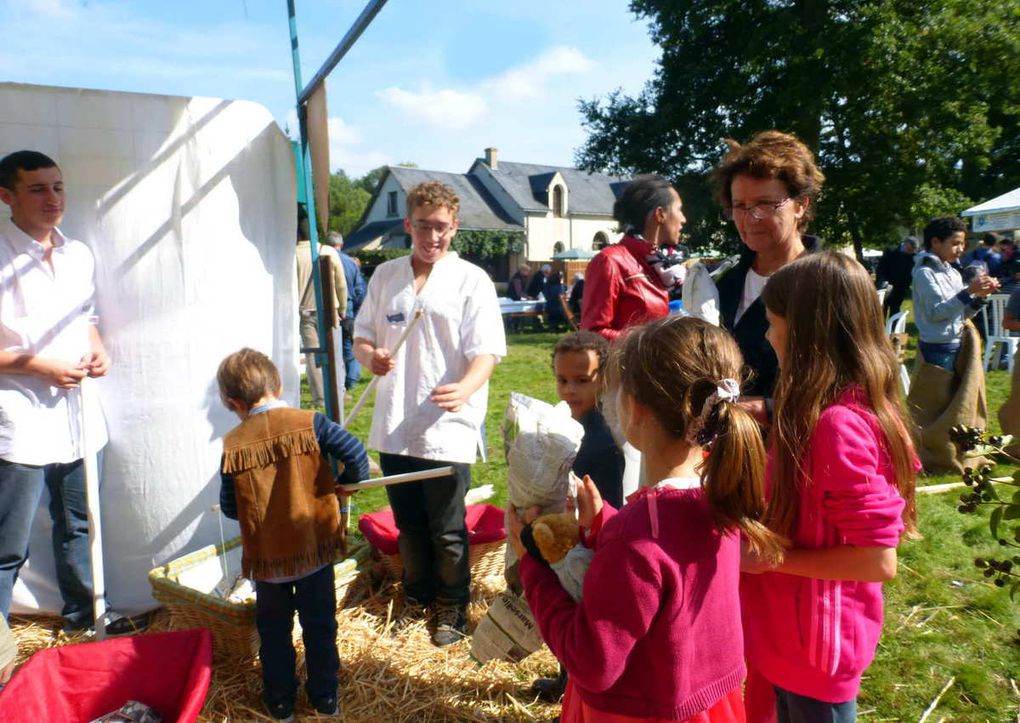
[9, 578, 564, 722]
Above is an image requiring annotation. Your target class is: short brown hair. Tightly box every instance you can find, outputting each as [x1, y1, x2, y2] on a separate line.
[217, 348, 281, 406]
[406, 181, 459, 218]
[711, 130, 825, 229]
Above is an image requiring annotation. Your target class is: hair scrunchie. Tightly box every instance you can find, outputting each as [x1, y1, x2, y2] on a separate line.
[685, 378, 740, 446]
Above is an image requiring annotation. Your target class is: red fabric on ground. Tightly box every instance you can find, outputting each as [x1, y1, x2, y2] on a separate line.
[0, 628, 212, 723]
[359, 503, 506, 555]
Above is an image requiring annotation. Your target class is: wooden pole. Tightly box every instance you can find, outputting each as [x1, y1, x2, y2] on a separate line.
[80, 380, 106, 640]
[319, 255, 343, 424]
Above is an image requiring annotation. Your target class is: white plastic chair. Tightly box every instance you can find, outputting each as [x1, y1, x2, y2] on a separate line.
[886, 310, 911, 395]
[982, 293, 1018, 373]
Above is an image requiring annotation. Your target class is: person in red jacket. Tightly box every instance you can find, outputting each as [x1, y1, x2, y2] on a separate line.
[580, 175, 683, 341]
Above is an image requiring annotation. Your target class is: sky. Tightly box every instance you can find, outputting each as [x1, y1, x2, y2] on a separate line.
[1, 0, 660, 178]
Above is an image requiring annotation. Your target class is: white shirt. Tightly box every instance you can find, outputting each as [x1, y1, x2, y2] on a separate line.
[354, 252, 507, 463]
[735, 268, 768, 325]
[0, 219, 108, 464]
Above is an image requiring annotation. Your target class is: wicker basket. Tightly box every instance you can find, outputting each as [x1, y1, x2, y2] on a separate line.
[149, 536, 370, 661]
[377, 539, 506, 583]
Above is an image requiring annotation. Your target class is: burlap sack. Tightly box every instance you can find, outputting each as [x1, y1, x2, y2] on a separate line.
[907, 322, 988, 473]
[997, 347, 1020, 456]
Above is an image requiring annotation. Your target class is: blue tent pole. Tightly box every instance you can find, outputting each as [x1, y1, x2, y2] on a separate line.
[287, 0, 334, 422]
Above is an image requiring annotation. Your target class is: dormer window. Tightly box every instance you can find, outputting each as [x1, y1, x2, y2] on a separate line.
[552, 185, 565, 217]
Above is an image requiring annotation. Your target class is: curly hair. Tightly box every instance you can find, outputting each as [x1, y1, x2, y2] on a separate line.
[711, 130, 825, 229]
[406, 181, 460, 217]
[551, 330, 609, 373]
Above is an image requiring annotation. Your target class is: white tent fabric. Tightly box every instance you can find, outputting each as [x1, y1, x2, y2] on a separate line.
[962, 186, 1020, 233]
[0, 83, 298, 615]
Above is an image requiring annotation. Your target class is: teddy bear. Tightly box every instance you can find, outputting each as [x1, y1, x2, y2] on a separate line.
[531, 511, 594, 602]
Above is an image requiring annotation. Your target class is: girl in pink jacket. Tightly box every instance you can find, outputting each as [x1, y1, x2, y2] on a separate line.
[742, 251, 918, 722]
[509, 316, 784, 722]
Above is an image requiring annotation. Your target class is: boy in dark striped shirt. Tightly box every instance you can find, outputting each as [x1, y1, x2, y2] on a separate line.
[217, 348, 368, 722]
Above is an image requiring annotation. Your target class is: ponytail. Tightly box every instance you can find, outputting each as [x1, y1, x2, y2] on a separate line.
[702, 402, 786, 565]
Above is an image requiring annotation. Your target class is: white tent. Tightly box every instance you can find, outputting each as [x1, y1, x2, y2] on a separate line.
[0, 82, 299, 615]
[962, 186, 1020, 233]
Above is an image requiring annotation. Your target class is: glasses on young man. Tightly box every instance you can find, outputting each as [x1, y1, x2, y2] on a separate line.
[411, 220, 453, 235]
[723, 197, 793, 221]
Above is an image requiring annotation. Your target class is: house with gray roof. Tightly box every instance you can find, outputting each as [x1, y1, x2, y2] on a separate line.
[346, 148, 629, 279]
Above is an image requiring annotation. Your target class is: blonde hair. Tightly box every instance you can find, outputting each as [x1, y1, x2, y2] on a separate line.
[711, 130, 826, 230]
[610, 316, 785, 563]
[406, 181, 460, 217]
[217, 348, 281, 407]
[762, 251, 918, 537]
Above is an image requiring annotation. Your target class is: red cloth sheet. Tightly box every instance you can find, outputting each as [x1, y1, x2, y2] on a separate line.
[359, 503, 506, 555]
[0, 628, 212, 723]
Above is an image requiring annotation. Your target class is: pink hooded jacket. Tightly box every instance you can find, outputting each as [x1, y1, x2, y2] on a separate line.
[741, 388, 908, 704]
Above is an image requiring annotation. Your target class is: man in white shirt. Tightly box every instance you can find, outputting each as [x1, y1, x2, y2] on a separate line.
[354, 181, 506, 647]
[0, 151, 111, 631]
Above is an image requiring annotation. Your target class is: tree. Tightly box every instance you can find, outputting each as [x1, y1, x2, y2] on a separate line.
[328, 171, 371, 237]
[577, 0, 1020, 256]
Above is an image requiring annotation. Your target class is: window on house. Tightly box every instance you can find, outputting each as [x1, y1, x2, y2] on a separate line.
[593, 231, 609, 250]
[552, 185, 564, 217]
[386, 191, 398, 217]
[553, 241, 565, 255]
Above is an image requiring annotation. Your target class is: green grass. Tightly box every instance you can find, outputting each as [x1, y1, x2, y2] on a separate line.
[307, 327, 1020, 719]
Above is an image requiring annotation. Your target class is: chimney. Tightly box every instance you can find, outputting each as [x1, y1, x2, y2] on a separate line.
[484, 147, 498, 170]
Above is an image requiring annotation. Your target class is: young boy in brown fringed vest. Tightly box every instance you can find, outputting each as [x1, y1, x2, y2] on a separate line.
[217, 348, 369, 722]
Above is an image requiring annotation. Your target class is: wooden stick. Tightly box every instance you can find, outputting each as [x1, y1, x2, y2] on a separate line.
[80, 379, 107, 640]
[338, 466, 454, 493]
[918, 676, 955, 723]
[339, 307, 427, 544]
[343, 307, 425, 429]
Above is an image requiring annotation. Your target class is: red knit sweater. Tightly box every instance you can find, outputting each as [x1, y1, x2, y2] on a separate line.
[520, 486, 745, 720]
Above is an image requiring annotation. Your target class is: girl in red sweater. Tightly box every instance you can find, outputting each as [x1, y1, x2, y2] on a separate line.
[741, 251, 918, 722]
[509, 316, 783, 722]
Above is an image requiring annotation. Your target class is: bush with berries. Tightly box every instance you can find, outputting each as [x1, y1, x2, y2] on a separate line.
[949, 425, 1020, 602]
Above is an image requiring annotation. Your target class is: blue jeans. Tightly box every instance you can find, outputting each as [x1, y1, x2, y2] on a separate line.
[0, 458, 94, 625]
[341, 323, 360, 390]
[919, 340, 961, 372]
[380, 453, 471, 605]
[255, 564, 339, 707]
[774, 686, 857, 722]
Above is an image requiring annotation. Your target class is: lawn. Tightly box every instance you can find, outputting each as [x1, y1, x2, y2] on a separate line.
[321, 326, 1020, 720]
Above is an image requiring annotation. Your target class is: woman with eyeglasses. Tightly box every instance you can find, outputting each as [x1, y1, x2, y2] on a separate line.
[710, 130, 826, 415]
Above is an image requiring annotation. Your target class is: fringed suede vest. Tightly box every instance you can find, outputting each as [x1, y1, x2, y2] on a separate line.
[222, 407, 340, 580]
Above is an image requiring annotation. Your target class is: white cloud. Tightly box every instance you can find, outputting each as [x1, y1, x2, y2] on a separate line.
[327, 116, 362, 146]
[23, 0, 75, 19]
[485, 46, 594, 101]
[375, 86, 488, 130]
[373, 45, 594, 133]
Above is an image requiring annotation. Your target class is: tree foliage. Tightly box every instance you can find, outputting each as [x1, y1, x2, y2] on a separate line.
[577, 0, 1020, 254]
[451, 230, 525, 260]
[328, 170, 371, 237]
